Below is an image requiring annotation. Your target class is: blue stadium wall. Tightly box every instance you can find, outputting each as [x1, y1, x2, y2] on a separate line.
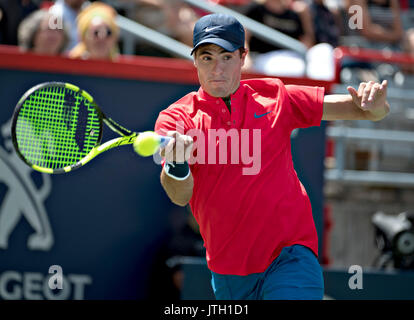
[0, 46, 331, 299]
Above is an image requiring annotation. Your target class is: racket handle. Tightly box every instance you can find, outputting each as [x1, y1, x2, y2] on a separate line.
[159, 135, 173, 147]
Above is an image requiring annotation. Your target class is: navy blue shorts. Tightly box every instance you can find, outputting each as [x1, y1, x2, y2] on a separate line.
[210, 244, 324, 300]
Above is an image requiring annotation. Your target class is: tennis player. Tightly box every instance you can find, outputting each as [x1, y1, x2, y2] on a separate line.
[155, 13, 389, 300]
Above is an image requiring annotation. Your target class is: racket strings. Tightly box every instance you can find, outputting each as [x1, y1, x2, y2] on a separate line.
[15, 85, 101, 169]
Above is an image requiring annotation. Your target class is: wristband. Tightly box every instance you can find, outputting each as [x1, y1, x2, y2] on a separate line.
[164, 161, 190, 181]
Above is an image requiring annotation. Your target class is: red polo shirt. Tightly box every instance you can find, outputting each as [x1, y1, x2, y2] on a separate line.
[155, 78, 325, 275]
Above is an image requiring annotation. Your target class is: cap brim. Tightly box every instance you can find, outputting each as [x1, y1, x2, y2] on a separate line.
[191, 38, 241, 55]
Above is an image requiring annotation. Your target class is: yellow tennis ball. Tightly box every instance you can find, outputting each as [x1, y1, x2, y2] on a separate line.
[133, 131, 161, 157]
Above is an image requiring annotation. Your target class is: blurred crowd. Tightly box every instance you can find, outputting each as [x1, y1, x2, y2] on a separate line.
[0, 0, 120, 59]
[0, 0, 413, 78]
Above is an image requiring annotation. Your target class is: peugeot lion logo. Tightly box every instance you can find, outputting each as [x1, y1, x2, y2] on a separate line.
[0, 118, 53, 251]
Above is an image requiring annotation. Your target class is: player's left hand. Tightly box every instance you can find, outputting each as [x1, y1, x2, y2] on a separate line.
[347, 80, 390, 121]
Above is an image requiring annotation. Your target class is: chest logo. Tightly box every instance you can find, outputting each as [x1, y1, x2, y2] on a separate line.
[254, 111, 271, 119]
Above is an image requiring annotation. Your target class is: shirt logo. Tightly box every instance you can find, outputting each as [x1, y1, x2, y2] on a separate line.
[254, 111, 271, 118]
[204, 26, 221, 33]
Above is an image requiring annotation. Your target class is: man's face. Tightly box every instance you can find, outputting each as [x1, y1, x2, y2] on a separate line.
[193, 44, 247, 98]
[84, 17, 117, 60]
[33, 16, 66, 55]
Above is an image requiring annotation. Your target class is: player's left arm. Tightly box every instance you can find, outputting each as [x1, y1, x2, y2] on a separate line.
[322, 80, 390, 122]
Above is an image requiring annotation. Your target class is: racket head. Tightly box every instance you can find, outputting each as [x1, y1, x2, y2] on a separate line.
[11, 82, 103, 173]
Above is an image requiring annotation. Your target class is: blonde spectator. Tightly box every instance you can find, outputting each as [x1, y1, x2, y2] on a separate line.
[18, 9, 69, 56]
[69, 2, 119, 60]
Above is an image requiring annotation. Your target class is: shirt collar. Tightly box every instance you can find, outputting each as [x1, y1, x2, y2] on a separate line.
[197, 82, 244, 102]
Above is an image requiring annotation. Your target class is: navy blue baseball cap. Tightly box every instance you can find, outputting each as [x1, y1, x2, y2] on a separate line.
[191, 13, 245, 55]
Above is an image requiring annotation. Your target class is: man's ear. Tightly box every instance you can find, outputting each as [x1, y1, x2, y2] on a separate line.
[241, 48, 249, 67]
[192, 52, 197, 67]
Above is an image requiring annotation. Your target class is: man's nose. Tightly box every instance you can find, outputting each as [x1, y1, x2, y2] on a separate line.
[211, 60, 224, 75]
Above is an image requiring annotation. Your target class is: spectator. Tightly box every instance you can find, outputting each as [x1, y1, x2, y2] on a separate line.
[207, 0, 253, 14]
[243, 0, 306, 76]
[18, 9, 69, 55]
[128, 0, 200, 48]
[69, 2, 120, 60]
[290, 0, 316, 48]
[49, 0, 87, 51]
[310, 0, 341, 47]
[305, 0, 343, 80]
[341, 0, 414, 82]
[163, 0, 200, 47]
[0, 0, 39, 45]
[245, 0, 336, 79]
[246, 0, 314, 55]
[344, 0, 404, 50]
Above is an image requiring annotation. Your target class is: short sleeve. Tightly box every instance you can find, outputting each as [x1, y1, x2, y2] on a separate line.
[154, 106, 193, 136]
[284, 85, 325, 129]
[154, 106, 194, 167]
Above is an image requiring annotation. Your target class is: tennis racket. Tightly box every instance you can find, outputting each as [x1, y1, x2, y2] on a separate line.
[11, 82, 170, 174]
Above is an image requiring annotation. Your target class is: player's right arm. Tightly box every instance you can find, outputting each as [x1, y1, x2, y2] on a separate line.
[159, 131, 194, 207]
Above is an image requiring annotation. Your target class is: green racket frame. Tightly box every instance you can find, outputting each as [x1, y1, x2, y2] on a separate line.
[11, 82, 138, 174]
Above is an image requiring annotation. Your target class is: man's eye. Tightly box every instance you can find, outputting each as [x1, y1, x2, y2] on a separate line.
[223, 55, 232, 60]
[202, 56, 211, 61]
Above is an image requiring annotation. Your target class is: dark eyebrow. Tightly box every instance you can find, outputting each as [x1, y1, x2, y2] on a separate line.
[198, 48, 230, 56]
[198, 49, 212, 56]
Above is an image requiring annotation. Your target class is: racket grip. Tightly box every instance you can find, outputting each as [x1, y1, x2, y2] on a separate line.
[159, 135, 173, 147]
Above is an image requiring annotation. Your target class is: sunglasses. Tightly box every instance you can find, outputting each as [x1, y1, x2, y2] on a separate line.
[90, 27, 112, 39]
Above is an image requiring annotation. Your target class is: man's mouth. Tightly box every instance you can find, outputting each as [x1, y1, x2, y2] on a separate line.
[209, 79, 226, 84]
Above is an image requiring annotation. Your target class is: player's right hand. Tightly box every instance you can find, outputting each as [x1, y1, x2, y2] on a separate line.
[159, 131, 193, 163]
